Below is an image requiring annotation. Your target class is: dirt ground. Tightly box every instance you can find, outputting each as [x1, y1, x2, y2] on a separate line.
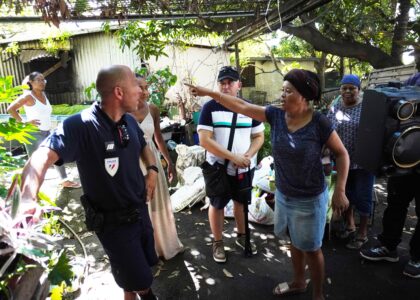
[43, 167, 420, 300]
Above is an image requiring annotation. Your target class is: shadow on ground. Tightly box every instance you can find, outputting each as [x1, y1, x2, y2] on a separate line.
[47, 168, 420, 300]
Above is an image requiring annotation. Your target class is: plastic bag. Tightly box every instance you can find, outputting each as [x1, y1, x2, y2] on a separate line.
[253, 156, 275, 193]
[224, 188, 274, 225]
[171, 177, 206, 212]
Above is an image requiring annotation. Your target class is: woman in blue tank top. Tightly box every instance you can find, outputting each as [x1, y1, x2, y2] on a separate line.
[186, 69, 350, 300]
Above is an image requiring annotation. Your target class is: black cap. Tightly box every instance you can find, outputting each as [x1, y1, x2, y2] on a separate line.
[217, 66, 240, 82]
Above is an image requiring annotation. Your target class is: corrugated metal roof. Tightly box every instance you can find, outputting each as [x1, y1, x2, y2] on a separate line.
[19, 49, 56, 63]
[0, 21, 122, 45]
[72, 32, 142, 90]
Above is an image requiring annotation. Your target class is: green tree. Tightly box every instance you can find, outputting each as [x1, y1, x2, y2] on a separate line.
[113, 19, 226, 61]
[281, 0, 418, 69]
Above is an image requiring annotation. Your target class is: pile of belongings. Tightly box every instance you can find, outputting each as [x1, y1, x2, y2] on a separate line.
[175, 144, 205, 185]
[171, 166, 205, 212]
[171, 145, 206, 212]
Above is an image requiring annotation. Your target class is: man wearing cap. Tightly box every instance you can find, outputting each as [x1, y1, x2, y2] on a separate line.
[197, 66, 264, 263]
[327, 74, 375, 249]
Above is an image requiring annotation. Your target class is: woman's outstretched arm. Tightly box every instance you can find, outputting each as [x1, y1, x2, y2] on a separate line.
[184, 84, 267, 122]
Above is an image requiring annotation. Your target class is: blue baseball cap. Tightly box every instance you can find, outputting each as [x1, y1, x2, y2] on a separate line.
[341, 74, 360, 88]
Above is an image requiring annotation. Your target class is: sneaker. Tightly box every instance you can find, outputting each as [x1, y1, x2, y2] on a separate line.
[403, 260, 420, 278]
[236, 234, 257, 255]
[360, 246, 399, 262]
[212, 240, 226, 263]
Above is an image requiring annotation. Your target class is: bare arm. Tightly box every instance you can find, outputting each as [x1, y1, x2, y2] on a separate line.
[140, 144, 158, 202]
[150, 104, 176, 182]
[325, 131, 350, 214]
[245, 131, 264, 159]
[198, 129, 250, 168]
[185, 84, 267, 122]
[7, 95, 40, 126]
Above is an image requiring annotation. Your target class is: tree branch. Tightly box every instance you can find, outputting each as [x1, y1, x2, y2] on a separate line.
[282, 24, 402, 68]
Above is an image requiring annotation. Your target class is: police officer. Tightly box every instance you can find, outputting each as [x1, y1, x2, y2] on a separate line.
[20, 65, 159, 300]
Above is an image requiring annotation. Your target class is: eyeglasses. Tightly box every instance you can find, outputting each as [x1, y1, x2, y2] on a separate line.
[34, 79, 47, 83]
[117, 123, 130, 148]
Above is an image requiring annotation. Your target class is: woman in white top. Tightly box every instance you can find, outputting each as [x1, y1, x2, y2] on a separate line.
[7, 71, 80, 188]
[131, 75, 183, 260]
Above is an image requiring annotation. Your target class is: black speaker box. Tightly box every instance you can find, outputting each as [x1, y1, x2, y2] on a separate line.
[354, 86, 420, 175]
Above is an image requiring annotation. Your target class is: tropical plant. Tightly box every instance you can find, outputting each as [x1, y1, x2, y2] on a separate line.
[40, 32, 72, 56]
[113, 19, 222, 61]
[0, 75, 79, 299]
[136, 66, 178, 110]
[0, 176, 75, 299]
[83, 82, 98, 102]
[1, 42, 19, 56]
[51, 104, 90, 115]
[0, 76, 26, 103]
[0, 76, 38, 198]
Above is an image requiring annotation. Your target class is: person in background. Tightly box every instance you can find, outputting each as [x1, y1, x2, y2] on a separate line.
[197, 66, 265, 263]
[327, 74, 375, 249]
[131, 74, 184, 260]
[7, 71, 80, 188]
[186, 68, 349, 300]
[19, 65, 159, 300]
[360, 72, 420, 279]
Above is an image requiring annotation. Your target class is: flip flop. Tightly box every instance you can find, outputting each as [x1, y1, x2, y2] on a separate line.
[273, 282, 307, 296]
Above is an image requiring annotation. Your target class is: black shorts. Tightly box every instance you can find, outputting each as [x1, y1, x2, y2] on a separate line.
[210, 168, 255, 209]
[96, 209, 158, 291]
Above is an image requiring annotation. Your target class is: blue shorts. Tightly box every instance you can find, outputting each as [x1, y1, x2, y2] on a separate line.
[97, 209, 158, 291]
[210, 169, 255, 209]
[274, 188, 328, 252]
[346, 169, 375, 217]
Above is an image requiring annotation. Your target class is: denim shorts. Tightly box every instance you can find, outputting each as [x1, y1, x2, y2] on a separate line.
[274, 188, 328, 252]
[96, 209, 158, 291]
[209, 169, 255, 209]
[346, 169, 375, 217]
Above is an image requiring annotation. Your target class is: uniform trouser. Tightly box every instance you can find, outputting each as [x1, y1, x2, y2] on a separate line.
[378, 173, 420, 260]
[25, 131, 68, 180]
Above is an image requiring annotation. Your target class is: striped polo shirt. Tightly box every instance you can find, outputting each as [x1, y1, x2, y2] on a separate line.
[197, 99, 264, 175]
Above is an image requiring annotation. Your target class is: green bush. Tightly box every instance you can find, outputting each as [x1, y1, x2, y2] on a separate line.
[52, 104, 90, 115]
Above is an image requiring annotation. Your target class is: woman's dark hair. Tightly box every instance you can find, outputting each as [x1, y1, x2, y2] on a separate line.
[284, 69, 321, 103]
[26, 71, 43, 90]
[135, 73, 145, 79]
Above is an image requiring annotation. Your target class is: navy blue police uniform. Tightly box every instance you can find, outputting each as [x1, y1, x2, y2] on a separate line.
[42, 103, 158, 291]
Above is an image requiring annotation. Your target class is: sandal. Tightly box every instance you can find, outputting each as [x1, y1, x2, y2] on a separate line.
[346, 236, 368, 250]
[336, 228, 356, 239]
[272, 282, 307, 296]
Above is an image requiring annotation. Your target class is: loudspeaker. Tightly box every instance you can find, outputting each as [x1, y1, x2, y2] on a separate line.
[354, 86, 420, 175]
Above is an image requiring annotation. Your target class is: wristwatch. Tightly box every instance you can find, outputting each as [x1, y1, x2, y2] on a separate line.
[146, 165, 159, 173]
